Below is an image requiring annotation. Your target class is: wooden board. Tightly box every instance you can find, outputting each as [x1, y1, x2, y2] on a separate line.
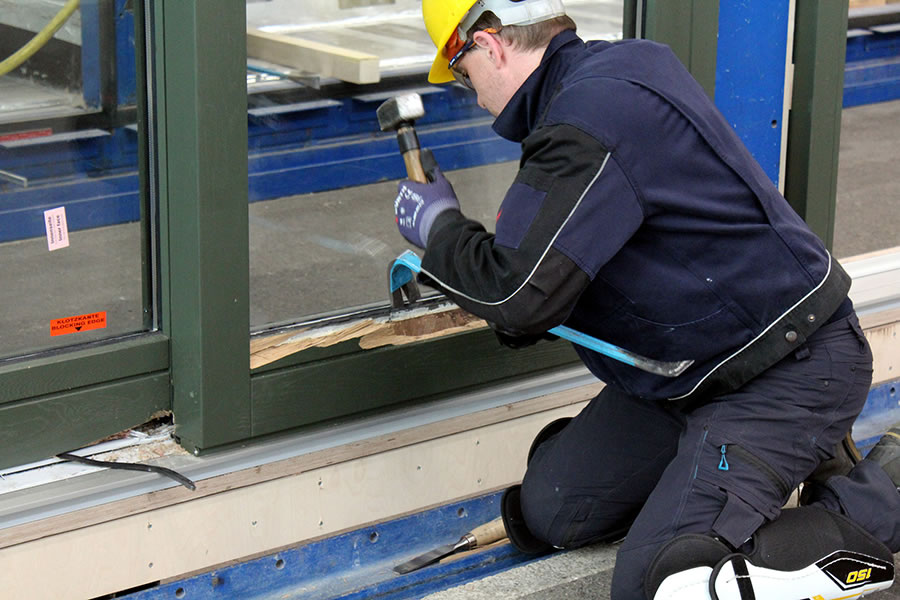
[246, 28, 380, 84]
[869, 321, 900, 386]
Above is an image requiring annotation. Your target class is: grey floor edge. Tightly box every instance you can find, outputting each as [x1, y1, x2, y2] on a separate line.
[422, 544, 620, 600]
[423, 546, 900, 599]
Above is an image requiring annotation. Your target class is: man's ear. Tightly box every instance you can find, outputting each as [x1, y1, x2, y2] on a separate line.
[472, 29, 507, 69]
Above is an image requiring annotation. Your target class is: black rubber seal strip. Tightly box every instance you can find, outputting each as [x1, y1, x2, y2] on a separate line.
[57, 452, 196, 491]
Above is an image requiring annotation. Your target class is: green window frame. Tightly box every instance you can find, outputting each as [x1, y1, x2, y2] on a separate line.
[0, 0, 848, 469]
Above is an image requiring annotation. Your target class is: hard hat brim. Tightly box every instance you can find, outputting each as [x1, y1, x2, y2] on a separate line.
[424, 0, 478, 84]
[428, 55, 456, 84]
[425, 0, 566, 84]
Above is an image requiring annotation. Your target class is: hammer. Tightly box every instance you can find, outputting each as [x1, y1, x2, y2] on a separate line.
[377, 93, 428, 183]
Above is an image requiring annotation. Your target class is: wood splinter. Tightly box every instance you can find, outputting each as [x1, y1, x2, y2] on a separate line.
[250, 307, 486, 370]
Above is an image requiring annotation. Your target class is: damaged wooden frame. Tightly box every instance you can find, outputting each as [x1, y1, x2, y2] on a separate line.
[251, 252, 694, 378]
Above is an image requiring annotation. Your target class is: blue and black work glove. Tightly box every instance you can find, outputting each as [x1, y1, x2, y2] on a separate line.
[394, 167, 460, 249]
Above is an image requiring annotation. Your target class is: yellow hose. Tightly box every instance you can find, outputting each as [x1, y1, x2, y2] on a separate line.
[0, 0, 81, 77]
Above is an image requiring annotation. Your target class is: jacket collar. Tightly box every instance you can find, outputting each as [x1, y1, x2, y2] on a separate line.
[492, 29, 585, 142]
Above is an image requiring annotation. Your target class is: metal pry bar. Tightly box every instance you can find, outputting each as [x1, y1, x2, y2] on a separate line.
[389, 251, 422, 309]
[386, 251, 694, 377]
[549, 325, 693, 377]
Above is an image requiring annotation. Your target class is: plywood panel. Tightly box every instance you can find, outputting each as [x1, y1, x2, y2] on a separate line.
[0, 403, 586, 600]
[868, 321, 899, 385]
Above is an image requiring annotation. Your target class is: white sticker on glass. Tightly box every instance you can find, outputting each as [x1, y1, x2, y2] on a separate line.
[44, 206, 70, 251]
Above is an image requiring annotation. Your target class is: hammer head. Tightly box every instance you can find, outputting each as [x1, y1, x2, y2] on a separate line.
[377, 93, 425, 132]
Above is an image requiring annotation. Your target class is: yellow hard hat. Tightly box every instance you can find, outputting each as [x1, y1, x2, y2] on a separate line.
[423, 0, 567, 84]
[423, 0, 479, 84]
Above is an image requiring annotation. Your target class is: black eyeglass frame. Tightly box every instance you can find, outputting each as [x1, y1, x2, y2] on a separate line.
[447, 27, 500, 90]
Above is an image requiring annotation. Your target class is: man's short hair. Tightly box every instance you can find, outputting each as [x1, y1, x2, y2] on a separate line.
[467, 11, 576, 52]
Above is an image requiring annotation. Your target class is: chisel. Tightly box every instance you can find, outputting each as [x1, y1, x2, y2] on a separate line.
[393, 516, 507, 574]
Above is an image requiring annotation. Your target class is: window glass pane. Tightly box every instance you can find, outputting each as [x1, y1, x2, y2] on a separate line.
[246, 0, 623, 329]
[0, 0, 148, 360]
[834, 100, 900, 259]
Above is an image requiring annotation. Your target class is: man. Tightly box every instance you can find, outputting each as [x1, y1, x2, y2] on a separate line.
[390, 0, 900, 598]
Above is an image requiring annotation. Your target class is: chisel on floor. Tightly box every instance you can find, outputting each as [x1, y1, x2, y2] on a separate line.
[393, 516, 507, 574]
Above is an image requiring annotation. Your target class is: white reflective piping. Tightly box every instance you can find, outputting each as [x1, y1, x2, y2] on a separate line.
[418, 153, 611, 307]
[668, 252, 836, 401]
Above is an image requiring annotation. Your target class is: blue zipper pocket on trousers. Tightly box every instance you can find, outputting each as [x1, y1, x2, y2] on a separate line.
[720, 444, 790, 499]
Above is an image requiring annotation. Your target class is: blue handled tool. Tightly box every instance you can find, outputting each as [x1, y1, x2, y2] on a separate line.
[388, 250, 694, 378]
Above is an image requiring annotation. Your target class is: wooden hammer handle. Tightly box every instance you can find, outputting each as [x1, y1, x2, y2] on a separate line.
[403, 148, 428, 183]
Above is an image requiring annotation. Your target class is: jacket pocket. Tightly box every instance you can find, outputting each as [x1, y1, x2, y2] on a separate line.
[599, 304, 748, 369]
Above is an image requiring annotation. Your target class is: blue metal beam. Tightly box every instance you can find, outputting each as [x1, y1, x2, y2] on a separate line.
[714, 0, 791, 186]
[844, 28, 900, 107]
[122, 490, 547, 600]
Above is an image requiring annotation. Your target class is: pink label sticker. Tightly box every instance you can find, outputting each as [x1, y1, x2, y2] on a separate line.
[44, 206, 70, 251]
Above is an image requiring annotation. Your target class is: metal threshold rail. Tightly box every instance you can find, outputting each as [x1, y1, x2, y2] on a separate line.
[844, 247, 900, 319]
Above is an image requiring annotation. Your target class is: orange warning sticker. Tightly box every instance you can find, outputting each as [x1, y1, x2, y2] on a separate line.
[50, 312, 108, 336]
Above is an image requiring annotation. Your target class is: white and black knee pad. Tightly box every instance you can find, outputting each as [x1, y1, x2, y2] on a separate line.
[646, 507, 895, 600]
[644, 534, 732, 599]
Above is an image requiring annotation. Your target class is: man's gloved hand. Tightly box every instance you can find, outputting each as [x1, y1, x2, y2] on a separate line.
[492, 325, 559, 349]
[394, 167, 460, 248]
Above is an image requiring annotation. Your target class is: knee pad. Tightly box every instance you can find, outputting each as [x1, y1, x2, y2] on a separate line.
[500, 484, 554, 554]
[527, 417, 572, 465]
[500, 418, 572, 555]
[646, 507, 895, 600]
[644, 534, 732, 599]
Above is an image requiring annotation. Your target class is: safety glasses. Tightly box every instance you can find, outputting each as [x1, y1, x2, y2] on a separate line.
[445, 27, 499, 90]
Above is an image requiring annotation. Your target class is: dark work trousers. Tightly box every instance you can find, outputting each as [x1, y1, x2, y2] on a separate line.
[519, 313, 900, 600]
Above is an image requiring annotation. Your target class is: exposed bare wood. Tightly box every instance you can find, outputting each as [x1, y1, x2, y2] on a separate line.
[250, 306, 488, 369]
[249, 330, 296, 355]
[859, 307, 900, 331]
[359, 309, 485, 349]
[250, 319, 378, 369]
[246, 28, 380, 84]
[869, 321, 900, 386]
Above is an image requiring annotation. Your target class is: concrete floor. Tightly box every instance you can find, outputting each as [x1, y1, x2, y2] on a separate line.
[423, 543, 900, 600]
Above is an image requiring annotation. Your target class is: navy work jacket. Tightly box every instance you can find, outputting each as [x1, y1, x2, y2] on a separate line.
[421, 30, 850, 402]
